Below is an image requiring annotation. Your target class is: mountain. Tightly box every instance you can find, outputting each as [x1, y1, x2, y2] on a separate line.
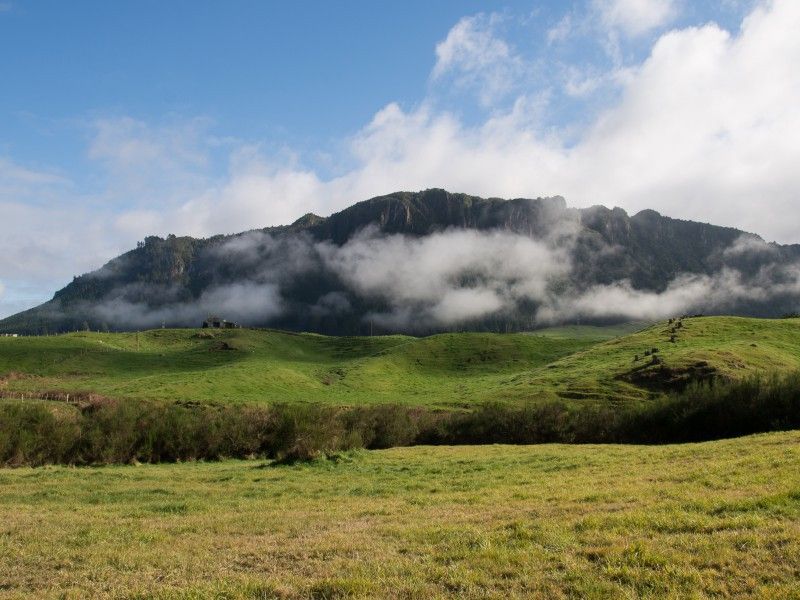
[2, 189, 800, 335]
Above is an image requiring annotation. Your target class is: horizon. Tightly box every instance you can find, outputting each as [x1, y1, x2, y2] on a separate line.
[2, 0, 799, 319]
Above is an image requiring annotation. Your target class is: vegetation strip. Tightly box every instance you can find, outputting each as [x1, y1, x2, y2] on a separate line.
[3, 371, 800, 466]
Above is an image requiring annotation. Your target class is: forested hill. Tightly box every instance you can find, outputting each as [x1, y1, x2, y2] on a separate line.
[2, 189, 799, 335]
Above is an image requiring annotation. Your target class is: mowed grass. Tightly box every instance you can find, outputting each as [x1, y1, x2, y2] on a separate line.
[0, 432, 798, 599]
[1, 317, 799, 407]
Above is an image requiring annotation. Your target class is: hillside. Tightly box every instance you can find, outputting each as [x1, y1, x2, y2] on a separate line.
[1, 431, 798, 598]
[2, 189, 799, 335]
[500, 316, 800, 404]
[0, 327, 596, 408]
[2, 316, 799, 407]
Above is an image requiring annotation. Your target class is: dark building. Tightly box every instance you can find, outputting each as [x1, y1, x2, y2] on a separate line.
[202, 315, 239, 329]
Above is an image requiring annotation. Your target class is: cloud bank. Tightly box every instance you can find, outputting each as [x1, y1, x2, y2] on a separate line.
[89, 281, 283, 330]
[319, 227, 572, 328]
[68, 223, 800, 333]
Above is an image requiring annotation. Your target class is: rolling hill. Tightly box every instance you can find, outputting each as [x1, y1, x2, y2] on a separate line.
[501, 315, 800, 405]
[2, 316, 799, 408]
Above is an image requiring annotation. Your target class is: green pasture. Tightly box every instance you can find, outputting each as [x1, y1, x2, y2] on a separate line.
[1, 317, 799, 407]
[0, 432, 798, 599]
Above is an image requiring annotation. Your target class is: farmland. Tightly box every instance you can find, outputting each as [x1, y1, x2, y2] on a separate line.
[1, 318, 799, 597]
[1, 317, 799, 408]
[0, 432, 798, 599]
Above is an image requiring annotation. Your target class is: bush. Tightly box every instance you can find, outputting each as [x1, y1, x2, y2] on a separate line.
[343, 404, 428, 449]
[2, 371, 800, 466]
[620, 372, 800, 443]
[0, 401, 81, 466]
[265, 404, 348, 462]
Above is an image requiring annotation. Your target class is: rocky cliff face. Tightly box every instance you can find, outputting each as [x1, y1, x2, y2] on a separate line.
[2, 189, 799, 334]
[303, 190, 573, 242]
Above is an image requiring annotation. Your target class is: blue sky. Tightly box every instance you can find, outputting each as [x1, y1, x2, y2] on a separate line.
[2, 1, 748, 171]
[2, 2, 476, 165]
[1, 0, 798, 318]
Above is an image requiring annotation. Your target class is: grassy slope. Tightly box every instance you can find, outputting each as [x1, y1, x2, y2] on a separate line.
[1, 317, 799, 407]
[496, 316, 800, 405]
[528, 321, 652, 341]
[0, 328, 594, 407]
[0, 432, 798, 599]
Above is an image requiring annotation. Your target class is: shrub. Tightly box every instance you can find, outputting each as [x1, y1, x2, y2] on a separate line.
[0, 401, 81, 466]
[343, 404, 426, 449]
[2, 371, 800, 466]
[266, 404, 348, 462]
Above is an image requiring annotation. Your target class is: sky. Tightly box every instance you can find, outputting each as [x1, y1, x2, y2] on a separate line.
[0, 0, 798, 319]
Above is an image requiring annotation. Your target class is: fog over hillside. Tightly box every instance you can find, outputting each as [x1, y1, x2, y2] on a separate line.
[2, 190, 799, 335]
[2, 1, 799, 325]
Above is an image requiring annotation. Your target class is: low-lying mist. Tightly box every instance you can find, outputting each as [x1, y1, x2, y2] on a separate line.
[52, 222, 800, 333]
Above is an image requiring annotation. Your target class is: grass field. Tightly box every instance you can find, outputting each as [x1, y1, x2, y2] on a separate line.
[1, 317, 799, 407]
[0, 328, 595, 408]
[525, 321, 650, 341]
[504, 316, 800, 405]
[1, 319, 799, 597]
[0, 431, 798, 599]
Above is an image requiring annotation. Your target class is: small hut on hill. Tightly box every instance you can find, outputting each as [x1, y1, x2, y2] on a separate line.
[202, 315, 239, 329]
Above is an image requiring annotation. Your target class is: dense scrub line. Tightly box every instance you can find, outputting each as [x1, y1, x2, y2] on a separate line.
[2, 372, 800, 466]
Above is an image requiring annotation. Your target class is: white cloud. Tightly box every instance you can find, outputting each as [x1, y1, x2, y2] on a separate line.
[0, 156, 108, 289]
[547, 14, 573, 44]
[89, 281, 283, 329]
[538, 264, 800, 324]
[0, 201, 124, 311]
[322, 0, 800, 243]
[0, 157, 68, 199]
[87, 116, 214, 204]
[319, 226, 572, 326]
[569, 0, 800, 238]
[182, 155, 324, 235]
[593, 0, 679, 36]
[432, 14, 510, 78]
[88, 116, 209, 170]
[2, 0, 800, 320]
[722, 235, 777, 259]
[431, 13, 523, 106]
